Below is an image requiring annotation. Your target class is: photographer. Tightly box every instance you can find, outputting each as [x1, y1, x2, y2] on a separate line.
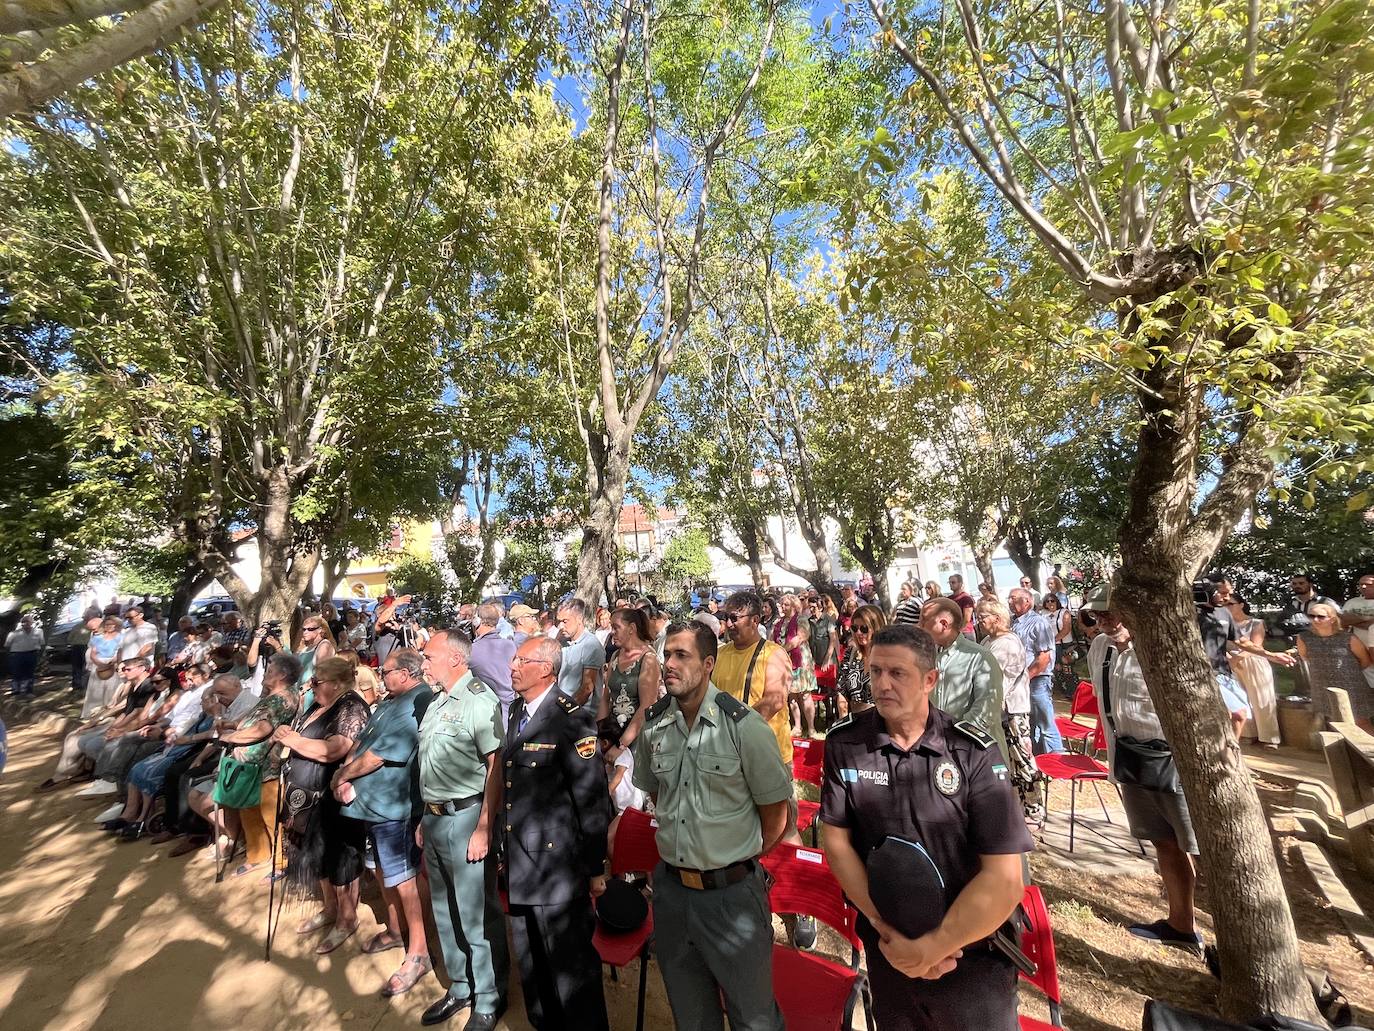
[1083, 587, 1203, 957]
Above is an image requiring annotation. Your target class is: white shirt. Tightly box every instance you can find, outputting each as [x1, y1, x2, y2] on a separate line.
[1087, 633, 1164, 783]
[1342, 596, 1374, 648]
[611, 749, 646, 813]
[225, 688, 261, 723]
[118, 623, 159, 661]
[5, 627, 44, 652]
[518, 683, 556, 725]
[165, 684, 210, 736]
[987, 632, 1030, 715]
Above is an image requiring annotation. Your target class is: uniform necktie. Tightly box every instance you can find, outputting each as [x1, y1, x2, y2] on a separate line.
[517, 712, 529, 735]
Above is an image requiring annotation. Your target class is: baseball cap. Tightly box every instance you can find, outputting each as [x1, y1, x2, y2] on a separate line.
[509, 603, 537, 619]
[1080, 585, 1114, 612]
[693, 611, 721, 635]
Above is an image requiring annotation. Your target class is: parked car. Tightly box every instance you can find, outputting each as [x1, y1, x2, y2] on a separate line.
[189, 596, 239, 620]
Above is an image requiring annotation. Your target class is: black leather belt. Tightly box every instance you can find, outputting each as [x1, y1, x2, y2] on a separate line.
[424, 793, 483, 816]
[664, 859, 755, 891]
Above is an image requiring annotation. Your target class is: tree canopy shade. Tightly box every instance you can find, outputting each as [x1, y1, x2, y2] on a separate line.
[1, 0, 560, 622]
[859, 0, 1374, 1018]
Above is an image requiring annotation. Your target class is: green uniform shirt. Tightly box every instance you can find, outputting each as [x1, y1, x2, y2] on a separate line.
[418, 671, 504, 803]
[632, 685, 793, 871]
[932, 635, 1009, 757]
[343, 683, 434, 823]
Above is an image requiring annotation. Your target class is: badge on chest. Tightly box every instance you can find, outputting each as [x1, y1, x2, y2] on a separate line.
[933, 760, 961, 796]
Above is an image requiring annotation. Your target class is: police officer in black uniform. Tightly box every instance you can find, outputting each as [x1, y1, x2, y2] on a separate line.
[499, 634, 610, 1031]
[820, 624, 1032, 1031]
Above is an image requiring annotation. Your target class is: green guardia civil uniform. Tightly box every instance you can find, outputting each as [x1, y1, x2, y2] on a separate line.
[632, 684, 792, 1030]
[417, 671, 508, 1011]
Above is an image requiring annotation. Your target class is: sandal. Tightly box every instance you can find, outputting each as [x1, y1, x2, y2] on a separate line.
[316, 925, 357, 955]
[362, 932, 404, 955]
[380, 954, 433, 997]
[296, 911, 336, 936]
[232, 861, 263, 878]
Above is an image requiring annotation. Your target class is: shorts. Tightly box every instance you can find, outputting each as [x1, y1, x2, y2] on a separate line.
[1120, 784, 1198, 854]
[365, 818, 420, 887]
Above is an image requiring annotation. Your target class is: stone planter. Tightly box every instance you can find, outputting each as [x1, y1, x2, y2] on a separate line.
[1277, 695, 1319, 750]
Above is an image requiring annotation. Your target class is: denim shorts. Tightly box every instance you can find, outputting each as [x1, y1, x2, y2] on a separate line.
[365, 818, 420, 887]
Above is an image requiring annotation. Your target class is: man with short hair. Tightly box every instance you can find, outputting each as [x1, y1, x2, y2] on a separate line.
[500, 635, 608, 1031]
[715, 591, 793, 765]
[555, 598, 605, 706]
[892, 581, 922, 626]
[946, 575, 977, 637]
[219, 611, 251, 649]
[634, 622, 792, 1030]
[1009, 588, 1063, 756]
[1082, 586, 1203, 956]
[335, 647, 436, 1002]
[470, 602, 517, 728]
[821, 624, 1032, 1029]
[117, 607, 158, 664]
[1341, 574, 1374, 649]
[414, 631, 507, 1028]
[1018, 577, 1041, 605]
[1278, 573, 1341, 637]
[5, 613, 44, 696]
[74, 656, 162, 797]
[920, 598, 1008, 757]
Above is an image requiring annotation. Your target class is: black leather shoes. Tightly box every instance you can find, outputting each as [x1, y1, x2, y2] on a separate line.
[462, 1007, 505, 1031]
[420, 995, 469, 1027]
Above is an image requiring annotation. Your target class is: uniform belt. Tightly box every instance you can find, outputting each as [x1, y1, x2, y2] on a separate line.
[664, 859, 755, 891]
[423, 793, 483, 816]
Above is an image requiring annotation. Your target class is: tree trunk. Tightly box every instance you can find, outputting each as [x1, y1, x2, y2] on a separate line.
[167, 559, 213, 622]
[972, 549, 996, 589]
[1113, 329, 1321, 1023]
[1005, 521, 1044, 588]
[576, 439, 629, 608]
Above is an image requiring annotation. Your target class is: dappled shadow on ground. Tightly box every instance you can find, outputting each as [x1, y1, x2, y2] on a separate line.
[0, 719, 673, 1031]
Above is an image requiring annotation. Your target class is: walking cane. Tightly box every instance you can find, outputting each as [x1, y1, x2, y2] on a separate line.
[264, 780, 286, 961]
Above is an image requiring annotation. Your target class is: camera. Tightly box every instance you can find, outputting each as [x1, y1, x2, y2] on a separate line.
[259, 619, 282, 636]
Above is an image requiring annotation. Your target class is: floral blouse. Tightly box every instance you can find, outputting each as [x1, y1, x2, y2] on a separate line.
[237, 692, 298, 781]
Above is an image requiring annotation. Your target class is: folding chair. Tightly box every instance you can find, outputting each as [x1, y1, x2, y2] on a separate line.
[792, 739, 826, 845]
[592, 807, 660, 1031]
[1034, 751, 1112, 853]
[1055, 680, 1098, 754]
[760, 844, 874, 1031]
[1017, 885, 1064, 1029]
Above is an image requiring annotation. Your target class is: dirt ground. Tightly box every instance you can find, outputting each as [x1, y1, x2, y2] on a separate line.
[2, 691, 1373, 1031]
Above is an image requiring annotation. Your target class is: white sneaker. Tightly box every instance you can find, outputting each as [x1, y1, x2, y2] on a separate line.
[93, 801, 126, 823]
[75, 779, 118, 797]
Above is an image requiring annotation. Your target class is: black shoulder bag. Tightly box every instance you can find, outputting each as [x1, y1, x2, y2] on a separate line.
[1101, 649, 1180, 793]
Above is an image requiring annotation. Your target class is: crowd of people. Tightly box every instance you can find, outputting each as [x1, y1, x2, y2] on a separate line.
[11, 567, 1374, 1030]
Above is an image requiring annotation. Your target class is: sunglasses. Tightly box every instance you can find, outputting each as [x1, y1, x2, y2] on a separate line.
[720, 612, 754, 623]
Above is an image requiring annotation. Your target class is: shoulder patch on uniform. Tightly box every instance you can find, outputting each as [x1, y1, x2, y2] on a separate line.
[644, 695, 672, 724]
[953, 720, 995, 749]
[715, 692, 749, 721]
[557, 693, 579, 713]
[575, 735, 597, 759]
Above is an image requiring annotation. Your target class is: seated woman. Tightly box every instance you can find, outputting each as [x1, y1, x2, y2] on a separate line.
[112, 684, 223, 840]
[274, 656, 371, 954]
[191, 651, 300, 871]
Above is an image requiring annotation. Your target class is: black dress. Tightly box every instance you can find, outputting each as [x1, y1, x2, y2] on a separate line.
[281, 691, 370, 888]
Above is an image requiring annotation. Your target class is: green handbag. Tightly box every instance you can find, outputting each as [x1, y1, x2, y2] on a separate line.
[213, 755, 263, 808]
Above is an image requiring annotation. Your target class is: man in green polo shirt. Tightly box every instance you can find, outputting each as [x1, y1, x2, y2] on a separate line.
[921, 597, 1009, 758]
[333, 646, 434, 997]
[414, 630, 507, 1030]
[633, 620, 793, 1030]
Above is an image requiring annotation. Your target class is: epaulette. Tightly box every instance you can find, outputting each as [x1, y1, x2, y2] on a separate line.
[716, 692, 750, 722]
[953, 720, 995, 749]
[467, 675, 491, 695]
[557, 693, 579, 713]
[643, 695, 673, 724]
[828, 713, 855, 734]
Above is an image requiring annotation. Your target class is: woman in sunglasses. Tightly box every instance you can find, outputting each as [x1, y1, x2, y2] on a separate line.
[1297, 603, 1373, 732]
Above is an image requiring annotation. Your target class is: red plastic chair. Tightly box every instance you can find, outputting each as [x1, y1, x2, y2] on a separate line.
[760, 844, 873, 1031]
[796, 799, 821, 844]
[592, 807, 660, 1031]
[1055, 680, 1098, 753]
[1034, 751, 1112, 853]
[1017, 885, 1064, 1029]
[792, 737, 826, 787]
